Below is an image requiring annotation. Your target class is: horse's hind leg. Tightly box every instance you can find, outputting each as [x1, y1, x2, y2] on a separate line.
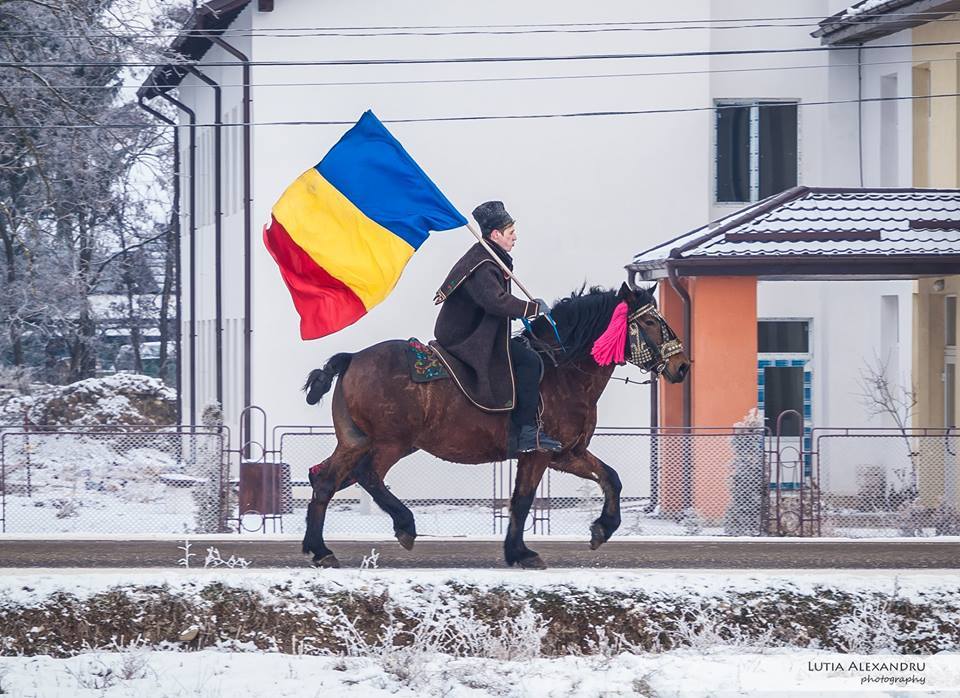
[353, 444, 418, 550]
[551, 449, 622, 550]
[503, 452, 551, 569]
[303, 444, 367, 567]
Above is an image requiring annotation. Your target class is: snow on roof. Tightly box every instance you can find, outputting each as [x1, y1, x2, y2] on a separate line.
[814, 0, 959, 45]
[840, 0, 905, 18]
[630, 186, 960, 271]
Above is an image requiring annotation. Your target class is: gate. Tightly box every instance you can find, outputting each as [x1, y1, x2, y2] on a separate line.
[766, 409, 820, 536]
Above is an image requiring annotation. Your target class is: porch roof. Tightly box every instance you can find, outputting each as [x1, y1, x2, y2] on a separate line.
[628, 186, 960, 281]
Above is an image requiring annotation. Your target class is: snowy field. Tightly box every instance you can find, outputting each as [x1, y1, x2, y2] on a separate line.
[2, 568, 960, 696]
[5, 648, 960, 697]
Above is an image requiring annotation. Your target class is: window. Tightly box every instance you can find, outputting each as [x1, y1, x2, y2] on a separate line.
[716, 101, 798, 203]
[763, 366, 804, 436]
[758, 320, 808, 353]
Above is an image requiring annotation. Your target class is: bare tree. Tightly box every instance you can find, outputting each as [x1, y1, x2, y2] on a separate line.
[0, 0, 181, 383]
[856, 355, 919, 501]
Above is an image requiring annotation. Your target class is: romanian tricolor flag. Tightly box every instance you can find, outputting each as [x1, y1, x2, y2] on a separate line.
[264, 111, 467, 339]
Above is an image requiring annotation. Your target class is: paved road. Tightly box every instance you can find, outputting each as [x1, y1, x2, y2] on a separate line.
[0, 538, 958, 568]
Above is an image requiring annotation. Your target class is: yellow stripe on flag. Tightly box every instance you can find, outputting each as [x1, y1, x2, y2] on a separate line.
[272, 168, 416, 310]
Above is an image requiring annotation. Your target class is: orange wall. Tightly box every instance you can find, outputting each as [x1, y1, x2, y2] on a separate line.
[658, 275, 758, 427]
[689, 276, 758, 427]
[658, 275, 758, 519]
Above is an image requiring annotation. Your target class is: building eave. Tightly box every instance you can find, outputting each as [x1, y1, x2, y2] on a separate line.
[628, 253, 960, 281]
[814, 0, 960, 46]
[137, 0, 252, 100]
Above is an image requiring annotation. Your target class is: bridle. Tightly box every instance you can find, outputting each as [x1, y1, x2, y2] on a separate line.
[522, 301, 684, 377]
[627, 303, 684, 376]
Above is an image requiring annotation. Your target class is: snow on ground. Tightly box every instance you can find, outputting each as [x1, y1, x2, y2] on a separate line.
[0, 567, 957, 604]
[2, 569, 960, 696]
[3, 648, 960, 697]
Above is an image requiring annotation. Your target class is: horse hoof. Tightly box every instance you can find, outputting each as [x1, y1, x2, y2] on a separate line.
[313, 554, 340, 569]
[590, 522, 607, 550]
[518, 554, 547, 570]
[396, 531, 416, 551]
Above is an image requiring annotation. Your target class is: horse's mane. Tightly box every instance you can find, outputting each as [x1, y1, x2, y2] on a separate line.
[524, 284, 654, 363]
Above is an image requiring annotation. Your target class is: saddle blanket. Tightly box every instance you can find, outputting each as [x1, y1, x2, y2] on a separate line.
[406, 338, 449, 383]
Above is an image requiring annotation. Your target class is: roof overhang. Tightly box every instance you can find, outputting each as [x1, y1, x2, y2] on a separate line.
[137, 0, 252, 100]
[814, 0, 960, 45]
[629, 254, 960, 282]
[628, 186, 960, 283]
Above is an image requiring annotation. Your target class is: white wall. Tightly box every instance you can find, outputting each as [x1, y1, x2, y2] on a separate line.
[758, 279, 914, 494]
[752, 28, 916, 495]
[240, 0, 857, 439]
[172, 1, 921, 503]
[247, 0, 719, 436]
[860, 31, 914, 188]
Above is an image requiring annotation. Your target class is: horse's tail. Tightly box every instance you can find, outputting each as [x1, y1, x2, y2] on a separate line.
[304, 352, 353, 405]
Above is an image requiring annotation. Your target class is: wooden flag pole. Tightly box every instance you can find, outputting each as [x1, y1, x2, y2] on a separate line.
[464, 221, 537, 303]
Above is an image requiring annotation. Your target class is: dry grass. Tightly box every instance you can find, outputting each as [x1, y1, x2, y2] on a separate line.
[1, 579, 958, 658]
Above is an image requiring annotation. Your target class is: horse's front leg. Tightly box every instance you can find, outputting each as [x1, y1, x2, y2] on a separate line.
[503, 452, 550, 569]
[551, 449, 622, 549]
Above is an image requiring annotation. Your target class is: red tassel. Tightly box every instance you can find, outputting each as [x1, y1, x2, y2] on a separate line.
[591, 301, 629, 366]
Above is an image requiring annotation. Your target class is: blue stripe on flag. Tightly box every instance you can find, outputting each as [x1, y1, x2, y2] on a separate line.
[316, 111, 467, 250]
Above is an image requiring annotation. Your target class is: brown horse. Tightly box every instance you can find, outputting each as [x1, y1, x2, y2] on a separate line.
[301, 282, 690, 569]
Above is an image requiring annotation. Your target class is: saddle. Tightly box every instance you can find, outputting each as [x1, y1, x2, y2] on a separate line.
[405, 338, 450, 383]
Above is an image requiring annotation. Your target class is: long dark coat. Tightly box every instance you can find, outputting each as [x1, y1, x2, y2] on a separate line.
[430, 242, 537, 412]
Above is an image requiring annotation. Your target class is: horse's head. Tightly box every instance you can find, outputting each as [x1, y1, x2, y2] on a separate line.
[616, 282, 690, 384]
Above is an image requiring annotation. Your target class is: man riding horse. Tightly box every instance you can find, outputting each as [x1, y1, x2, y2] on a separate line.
[430, 201, 563, 456]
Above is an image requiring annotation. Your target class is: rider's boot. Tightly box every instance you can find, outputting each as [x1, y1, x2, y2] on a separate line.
[514, 424, 563, 455]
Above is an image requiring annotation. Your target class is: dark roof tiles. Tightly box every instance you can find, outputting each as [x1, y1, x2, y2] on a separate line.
[631, 187, 960, 268]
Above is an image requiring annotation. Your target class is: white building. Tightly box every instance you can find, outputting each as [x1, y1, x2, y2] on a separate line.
[138, 0, 932, 513]
[142, 0, 893, 426]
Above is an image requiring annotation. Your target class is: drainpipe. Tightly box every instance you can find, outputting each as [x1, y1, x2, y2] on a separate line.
[202, 17, 252, 447]
[156, 91, 197, 426]
[666, 256, 692, 428]
[136, 96, 183, 423]
[186, 66, 224, 409]
[666, 254, 693, 510]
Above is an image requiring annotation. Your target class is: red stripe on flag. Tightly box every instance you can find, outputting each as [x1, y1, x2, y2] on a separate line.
[263, 215, 367, 339]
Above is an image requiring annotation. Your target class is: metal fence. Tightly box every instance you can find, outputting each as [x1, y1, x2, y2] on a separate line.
[0, 425, 227, 534]
[3, 419, 957, 538]
[262, 425, 767, 538]
[811, 428, 960, 537]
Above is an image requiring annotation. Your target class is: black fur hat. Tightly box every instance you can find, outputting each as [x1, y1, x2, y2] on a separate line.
[472, 201, 514, 237]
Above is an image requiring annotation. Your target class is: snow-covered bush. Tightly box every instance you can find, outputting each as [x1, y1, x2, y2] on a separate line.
[0, 373, 176, 427]
[191, 403, 225, 533]
[724, 408, 765, 536]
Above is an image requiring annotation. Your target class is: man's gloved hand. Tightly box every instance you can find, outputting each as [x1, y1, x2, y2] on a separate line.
[534, 298, 550, 316]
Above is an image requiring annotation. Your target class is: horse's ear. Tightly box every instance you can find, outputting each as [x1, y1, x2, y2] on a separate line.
[617, 282, 635, 302]
[646, 280, 658, 300]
